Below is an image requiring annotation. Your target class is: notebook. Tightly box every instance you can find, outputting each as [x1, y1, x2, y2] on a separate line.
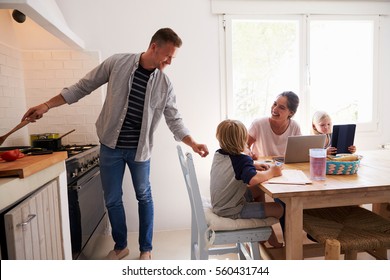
[274, 135, 326, 164]
[331, 124, 356, 154]
[267, 170, 312, 185]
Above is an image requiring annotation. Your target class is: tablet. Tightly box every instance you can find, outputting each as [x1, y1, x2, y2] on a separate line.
[331, 124, 356, 154]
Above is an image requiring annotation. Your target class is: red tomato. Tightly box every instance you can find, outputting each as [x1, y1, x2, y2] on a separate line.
[0, 149, 20, 162]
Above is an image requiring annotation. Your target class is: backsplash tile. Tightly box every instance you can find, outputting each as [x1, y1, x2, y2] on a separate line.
[0, 43, 28, 146]
[0, 42, 103, 147]
[23, 49, 103, 146]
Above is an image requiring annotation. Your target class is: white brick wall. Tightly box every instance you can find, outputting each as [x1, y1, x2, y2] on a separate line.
[0, 43, 29, 147]
[23, 49, 103, 146]
[0, 42, 103, 147]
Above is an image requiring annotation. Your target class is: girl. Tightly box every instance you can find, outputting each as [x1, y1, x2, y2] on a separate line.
[311, 110, 356, 155]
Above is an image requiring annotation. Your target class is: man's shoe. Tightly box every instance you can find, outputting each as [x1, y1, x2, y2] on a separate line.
[139, 251, 152, 260]
[105, 248, 129, 260]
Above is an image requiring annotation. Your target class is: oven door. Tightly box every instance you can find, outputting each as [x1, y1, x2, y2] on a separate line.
[68, 166, 106, 259]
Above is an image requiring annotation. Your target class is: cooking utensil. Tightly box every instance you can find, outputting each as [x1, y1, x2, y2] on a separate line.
[0, 120, 30, 146]
[0, 146, 30, 152]
[20, 147, 53, 155]
[32, 129, 75, 151]
[30, 133, 60, 145]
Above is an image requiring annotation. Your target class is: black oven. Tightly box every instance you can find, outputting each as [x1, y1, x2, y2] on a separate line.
[64, 145, 106, 260]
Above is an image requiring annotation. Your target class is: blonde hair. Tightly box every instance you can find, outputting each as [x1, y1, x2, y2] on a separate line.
[216, 119, 248, 155]
[312, 110, 332, 135]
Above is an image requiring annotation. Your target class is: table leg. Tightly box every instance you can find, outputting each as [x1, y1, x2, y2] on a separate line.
[372, 202, 390, 220]
[284, 198, 303, 260]
[372, 202, 390, 259]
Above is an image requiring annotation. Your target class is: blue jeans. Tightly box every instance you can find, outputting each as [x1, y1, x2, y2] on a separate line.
[99, 144, 153, 252]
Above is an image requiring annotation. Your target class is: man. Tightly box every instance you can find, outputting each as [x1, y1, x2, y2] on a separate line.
[22, 28, 209, 260]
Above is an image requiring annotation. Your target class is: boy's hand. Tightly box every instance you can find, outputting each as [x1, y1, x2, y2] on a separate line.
[254, 162, 270, 171]
[270, 164, 283, 177]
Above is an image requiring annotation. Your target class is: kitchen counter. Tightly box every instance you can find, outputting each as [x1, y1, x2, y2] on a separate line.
[0, 151, 68, 178]
[0, 151, 68, 212]
[0, 151, 72, 260]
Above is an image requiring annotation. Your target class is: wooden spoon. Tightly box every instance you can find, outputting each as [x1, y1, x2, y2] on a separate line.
[0, 120, 30, 146]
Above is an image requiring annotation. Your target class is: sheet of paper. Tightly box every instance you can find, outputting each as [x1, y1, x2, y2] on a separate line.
[266, 169, 312, 185]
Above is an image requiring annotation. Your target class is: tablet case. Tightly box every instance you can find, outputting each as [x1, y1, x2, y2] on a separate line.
[331, 124, 356, 154]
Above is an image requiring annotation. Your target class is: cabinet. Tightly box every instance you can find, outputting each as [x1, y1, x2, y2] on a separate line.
[4, 180, 64, 259]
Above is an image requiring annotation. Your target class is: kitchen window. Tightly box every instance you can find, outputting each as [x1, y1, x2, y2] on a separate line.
[222, 14, 380, 133]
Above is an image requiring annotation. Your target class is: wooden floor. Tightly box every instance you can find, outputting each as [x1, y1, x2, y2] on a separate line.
[84, 224, 388, 260]
[81, 200, 389, 260]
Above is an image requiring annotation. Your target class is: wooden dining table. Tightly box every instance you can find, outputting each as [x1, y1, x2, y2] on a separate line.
[259, 149, 390, 260]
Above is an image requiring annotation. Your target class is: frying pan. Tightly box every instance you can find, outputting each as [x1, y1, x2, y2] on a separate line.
[32, 129, 76, 151]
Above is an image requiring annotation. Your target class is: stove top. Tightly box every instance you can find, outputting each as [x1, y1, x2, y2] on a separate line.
[62, 144, 98, 158]
[64, 144, 100, 186]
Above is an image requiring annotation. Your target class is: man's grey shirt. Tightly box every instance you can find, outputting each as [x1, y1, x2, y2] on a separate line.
[61, 53, 190, 161]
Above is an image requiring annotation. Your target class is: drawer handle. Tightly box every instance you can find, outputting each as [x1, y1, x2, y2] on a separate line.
[17, 214, 37, 231]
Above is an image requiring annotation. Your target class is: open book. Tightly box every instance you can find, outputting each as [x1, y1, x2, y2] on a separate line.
[266, 169, 312, 185]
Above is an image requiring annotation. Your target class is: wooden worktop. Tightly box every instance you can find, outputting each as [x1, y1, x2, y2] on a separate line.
[0, 151, 68, 178]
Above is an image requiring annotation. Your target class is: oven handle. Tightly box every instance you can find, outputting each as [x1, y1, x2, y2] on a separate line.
[72, 169, 101, 191]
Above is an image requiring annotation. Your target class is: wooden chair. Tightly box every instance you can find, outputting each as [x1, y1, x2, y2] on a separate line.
[177, 145, 278, 260]
[303, 206, 390, 260]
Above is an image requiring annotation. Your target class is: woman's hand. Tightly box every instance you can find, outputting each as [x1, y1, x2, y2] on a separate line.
[250, 151, 258, 160]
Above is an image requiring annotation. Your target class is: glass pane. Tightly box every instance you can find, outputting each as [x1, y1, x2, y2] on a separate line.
[230, 19, 300, 126]
[309, 19, 374, 124]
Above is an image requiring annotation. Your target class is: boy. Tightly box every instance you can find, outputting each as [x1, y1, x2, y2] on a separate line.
[210, 119, 284, 248]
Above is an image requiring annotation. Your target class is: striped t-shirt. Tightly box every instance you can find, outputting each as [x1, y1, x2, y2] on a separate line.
[116, 65, 154, 148]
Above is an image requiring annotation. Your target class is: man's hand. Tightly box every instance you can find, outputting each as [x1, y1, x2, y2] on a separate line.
[21, 103, 49, 122]
[191, 143, 209, 158]
[22, 94, 66, 122]
[182, 135, 209, 158]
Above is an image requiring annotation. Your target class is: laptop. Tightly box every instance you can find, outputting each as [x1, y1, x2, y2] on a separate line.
[331, 124, 356, 154]
[274, 135, 326, 163]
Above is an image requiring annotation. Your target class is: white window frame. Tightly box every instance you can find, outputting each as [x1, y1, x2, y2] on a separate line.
[306, 14, 380, 132]
[221, 13, 380, 133]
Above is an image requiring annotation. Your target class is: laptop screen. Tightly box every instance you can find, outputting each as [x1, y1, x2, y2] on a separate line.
[283, 135, 326, 163]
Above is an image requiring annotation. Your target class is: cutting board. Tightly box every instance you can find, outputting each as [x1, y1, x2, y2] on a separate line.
[0, 152, 68, 178]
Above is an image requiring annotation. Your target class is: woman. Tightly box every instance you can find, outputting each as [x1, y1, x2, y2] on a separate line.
[247, 91, 301, 244]
[247, 91, 301, 158]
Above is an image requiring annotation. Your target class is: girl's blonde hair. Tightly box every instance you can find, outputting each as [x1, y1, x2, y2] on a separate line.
[312, 110, 332, 134]
[216, 119, 248, 155]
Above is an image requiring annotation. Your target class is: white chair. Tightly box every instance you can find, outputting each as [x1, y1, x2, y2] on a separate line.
[177, 145, 278, 260]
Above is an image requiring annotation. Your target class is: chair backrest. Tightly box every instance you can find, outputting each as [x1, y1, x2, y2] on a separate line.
[177, 145, 209, 233]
